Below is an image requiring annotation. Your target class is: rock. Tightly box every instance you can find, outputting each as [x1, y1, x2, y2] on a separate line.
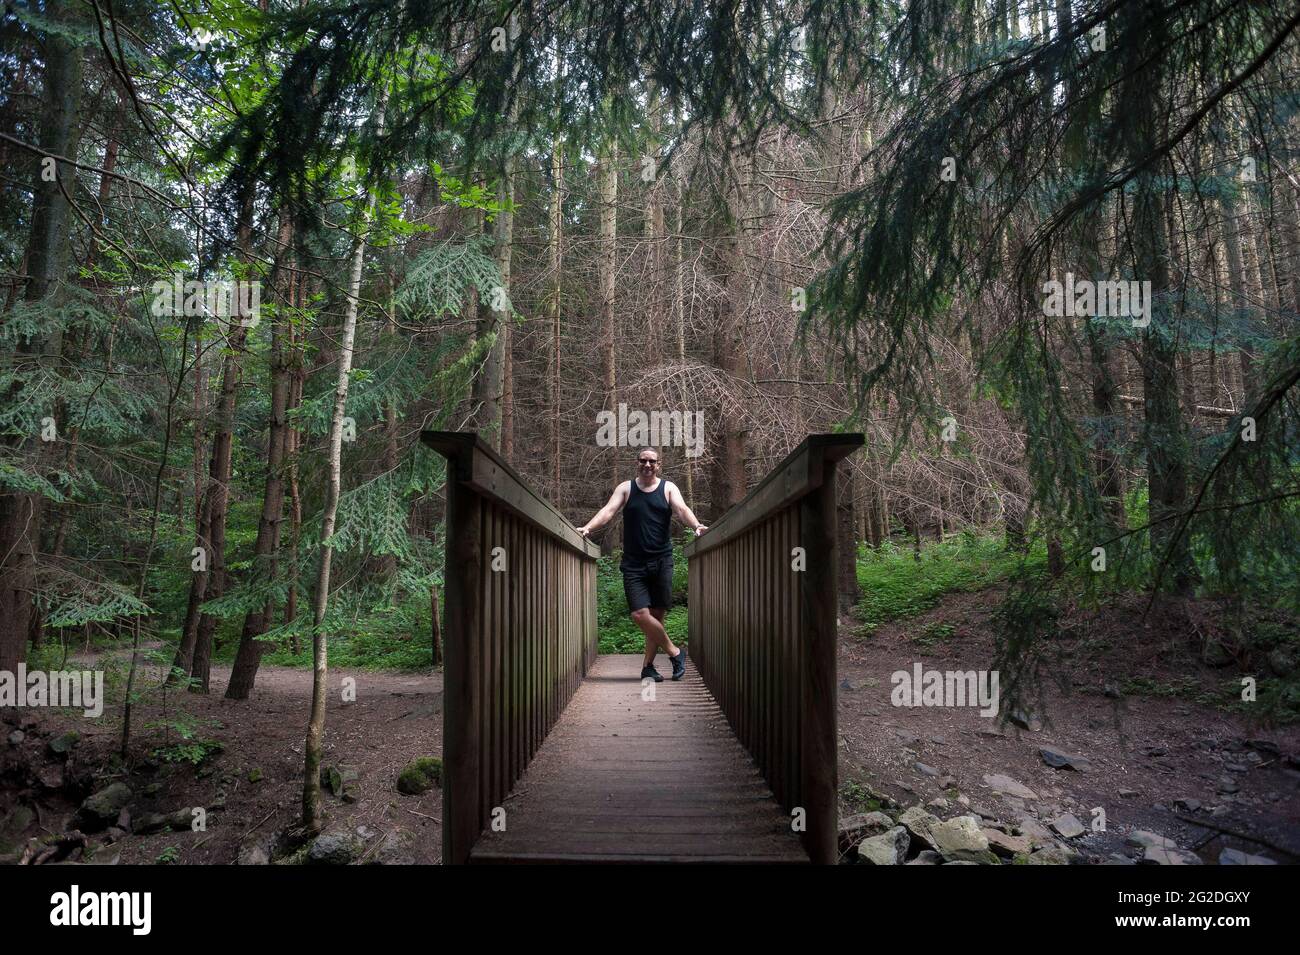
[47, 731, 80, 757]
[1118, 789, 1139, 798]
[37, 765, 65, 791]
[7, 730, 24, 746]
[1142, 845, 1202, 865]
[1173, 796, 1201, 812]
[133, 812, 170, 835]
[306, 830, 363, 865]
[926, 797, 950, 811]
[1026, 844, 1078, 865]
[370, 829, 416, 865]
[76, 783, 132, 832]
[1008, 709, 1042, 732]
[1105, 854, 1137, 865]
[905, 850, 943, 865]
[1218, 848, 1276, 865]
[1201, 640, 1233, 667]
[1246, 738, 1280, 757]
[1141, 745, 1168, 757]
[838, 811, 894, 851]
[1103, 684, 1122, 699]
[857, 826, 909, 865]
[396, 757, 442, 796]
[1216, 775, 1240, 795]
[167, 808, 197, 832]
[1267, 648, 1296, 677]
[983, 773, 1038, 800]
[237, 839, 271, 865]
[1050, 813, 1086, 839]
[3, 805, 35, 836]
[320, 764, 359, 798]
[898, 806, 941, 848]
[1126, 830, 1177, 851]
[983, 828, 1030, 857]
[839, 678, 855, 691]
[1039, 746, 1090, 772]
[914, 761, 940, 777]
[931, 815, 999, 864]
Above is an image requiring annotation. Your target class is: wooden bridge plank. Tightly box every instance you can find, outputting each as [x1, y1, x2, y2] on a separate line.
[468, 654, 807, 864]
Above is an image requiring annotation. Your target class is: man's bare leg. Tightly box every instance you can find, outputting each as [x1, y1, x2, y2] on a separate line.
[633, 607, 678, 668]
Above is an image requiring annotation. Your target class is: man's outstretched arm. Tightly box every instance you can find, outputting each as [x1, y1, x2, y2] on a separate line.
[578, 483, 629, 538]
[666, 482, 707, 534]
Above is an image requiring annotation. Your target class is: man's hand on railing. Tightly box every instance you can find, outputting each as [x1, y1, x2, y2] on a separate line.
[577, 526, 591, 538]
[694, 525, 708, 535]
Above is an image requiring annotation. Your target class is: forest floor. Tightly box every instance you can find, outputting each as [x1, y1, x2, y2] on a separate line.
[1, 659, 446, 865]
[838, 586, 1300, 864]
[3, 585, 1298, 865]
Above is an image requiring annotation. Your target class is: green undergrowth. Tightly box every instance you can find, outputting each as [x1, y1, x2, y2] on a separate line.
[854, 532, 1045, 637]
[596, 542, 690, 654]
[199, 623, 435, 672]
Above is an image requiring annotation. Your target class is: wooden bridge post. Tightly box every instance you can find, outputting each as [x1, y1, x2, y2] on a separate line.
[442, 472, 482, 866]
[800, 466, 839, 866]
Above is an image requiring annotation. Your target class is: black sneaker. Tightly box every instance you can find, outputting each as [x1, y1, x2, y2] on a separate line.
[640, 665, 664, 682]
[670, 650, 687, 681]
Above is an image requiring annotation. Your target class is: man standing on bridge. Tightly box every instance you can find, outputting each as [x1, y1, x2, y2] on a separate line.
[578, 448, 707, 683]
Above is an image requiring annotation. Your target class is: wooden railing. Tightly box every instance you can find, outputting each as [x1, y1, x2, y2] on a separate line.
[682, 433, 863, 864]
[422, 431, 600, 865]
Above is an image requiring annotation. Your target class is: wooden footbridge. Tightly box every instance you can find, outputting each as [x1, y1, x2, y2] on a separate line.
[423, 430, 862, 864]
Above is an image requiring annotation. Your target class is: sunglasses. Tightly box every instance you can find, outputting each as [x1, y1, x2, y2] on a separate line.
[637, 458, 658, 464]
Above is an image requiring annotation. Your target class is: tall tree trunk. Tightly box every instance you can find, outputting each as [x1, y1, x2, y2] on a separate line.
[711, 162, 749, 517]
[674, 192, 693, 504]
[285, 278, 305, 654]
[0, 4, 84, 672]
[644, 85, 665, 368]
[176, 189, 256, 690]
[599, 138, 620, 493]
[1219, 134, 1254, 398]
[304, 94, 387, 833]
[1121, 5, 1193, 593]
[226, 215, 296, 699]
[547, 123, 564, 500]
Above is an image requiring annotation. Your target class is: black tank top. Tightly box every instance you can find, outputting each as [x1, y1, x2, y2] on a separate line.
[622, 478, 672, 563]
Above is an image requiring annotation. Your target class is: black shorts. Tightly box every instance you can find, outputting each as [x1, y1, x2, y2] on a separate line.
[621, 556, 673, 613]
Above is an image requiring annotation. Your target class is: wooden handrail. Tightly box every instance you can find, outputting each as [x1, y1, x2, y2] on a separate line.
[423, 431, 600, 865]
[423, 431, 600, 559]
[683, 434, 863, 557]
[684, 433, 862, 864]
